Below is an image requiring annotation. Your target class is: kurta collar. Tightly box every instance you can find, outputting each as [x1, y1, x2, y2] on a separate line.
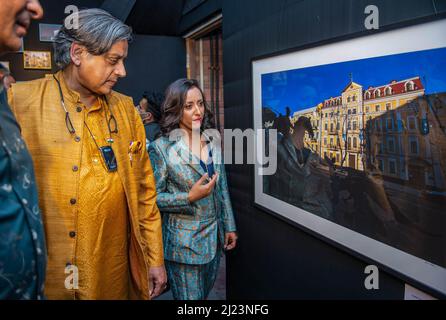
[54, 70, 81, 105]
[54, 70, 111, 110]
[176, 137, 206, 176]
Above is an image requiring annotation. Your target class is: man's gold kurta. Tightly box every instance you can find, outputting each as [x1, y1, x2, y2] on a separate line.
[8, 71, 164, 300]
[74, 99, 130, 299]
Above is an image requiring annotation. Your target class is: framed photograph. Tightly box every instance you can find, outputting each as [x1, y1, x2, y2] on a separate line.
[0, 61, 10, 71]
[23, 51, 52, 70]
[39, 23, 62, 42]
[253, 19, 446, 296]
[14, 38, 24, 53]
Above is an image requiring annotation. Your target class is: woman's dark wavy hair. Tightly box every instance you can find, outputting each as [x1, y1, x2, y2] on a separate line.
[160, 78, 215, 136]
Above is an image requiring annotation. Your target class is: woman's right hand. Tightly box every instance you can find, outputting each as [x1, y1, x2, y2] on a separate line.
[188, 173, 219, 203]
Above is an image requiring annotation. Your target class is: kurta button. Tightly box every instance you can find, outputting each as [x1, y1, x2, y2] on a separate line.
[69, 231, 76, 238]
[22, 199, 28, 205]
[74, 136, 81, 142]
[70, 198, 77, 205]
[72, 165, 79, 172]
[76, 106, 82, 113]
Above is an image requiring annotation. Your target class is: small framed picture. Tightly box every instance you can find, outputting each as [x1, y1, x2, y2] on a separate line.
[23, 51, 52, 70]
[39, 23, 62, 42]
[0, 61, 10, 71]
[14, 38, 24, 53]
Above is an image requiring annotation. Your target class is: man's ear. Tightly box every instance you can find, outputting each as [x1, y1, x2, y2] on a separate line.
[70, 43, 85, 67]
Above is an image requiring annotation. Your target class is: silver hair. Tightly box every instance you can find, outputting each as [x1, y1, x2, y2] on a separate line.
[53, 8, 132, 69]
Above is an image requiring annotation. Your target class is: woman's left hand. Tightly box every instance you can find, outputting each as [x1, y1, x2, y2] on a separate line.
[224, 232, 238, 251]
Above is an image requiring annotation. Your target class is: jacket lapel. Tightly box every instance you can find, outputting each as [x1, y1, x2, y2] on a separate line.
[176, 138, 206, 176]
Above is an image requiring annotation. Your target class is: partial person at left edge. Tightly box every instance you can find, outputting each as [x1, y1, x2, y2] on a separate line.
[0, 0, 47, 300]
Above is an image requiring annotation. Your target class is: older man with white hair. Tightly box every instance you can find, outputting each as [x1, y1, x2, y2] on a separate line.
[8, 8, 166, 300]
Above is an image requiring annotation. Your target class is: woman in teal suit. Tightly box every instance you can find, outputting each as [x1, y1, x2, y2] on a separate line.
[148, 78, 237, 300]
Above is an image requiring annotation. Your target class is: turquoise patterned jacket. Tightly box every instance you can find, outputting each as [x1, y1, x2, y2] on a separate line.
[148, 135, 236, 265]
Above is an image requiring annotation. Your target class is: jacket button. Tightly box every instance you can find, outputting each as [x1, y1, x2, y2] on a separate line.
[72, 165, 79, 172]
[69, 231, 76, 238]
[70, 198, 77, 205]
[76, 106, 82, 113]
[74, 136, 81, 142]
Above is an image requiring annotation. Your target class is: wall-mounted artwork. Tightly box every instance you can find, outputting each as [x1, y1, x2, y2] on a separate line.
[23, 51, 52, 70]
[253, 19, 446, 296]
[0, 61, 10, 71]
[39, 23, 62, 42]
[14, 38, 24, 53]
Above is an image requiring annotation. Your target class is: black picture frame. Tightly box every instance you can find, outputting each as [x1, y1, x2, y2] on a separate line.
[251, 15, 446, 298]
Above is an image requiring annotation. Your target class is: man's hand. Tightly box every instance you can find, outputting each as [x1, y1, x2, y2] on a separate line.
[224, 232, 238, 251]
[149, 265, 167, 299]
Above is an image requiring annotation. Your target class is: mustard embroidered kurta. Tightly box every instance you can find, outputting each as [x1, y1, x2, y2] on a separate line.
[75, 100, 130, 299]
[8, 71, 164, 300]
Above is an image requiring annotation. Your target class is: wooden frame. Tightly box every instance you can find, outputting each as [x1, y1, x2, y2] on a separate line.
[23, 51, 52, 70]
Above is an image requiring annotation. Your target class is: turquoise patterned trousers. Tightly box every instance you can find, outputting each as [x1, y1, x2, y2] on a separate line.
[165, 250, 222, 300]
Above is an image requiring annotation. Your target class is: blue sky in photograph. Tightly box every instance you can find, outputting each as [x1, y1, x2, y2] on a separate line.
[261, 47, 446, 116]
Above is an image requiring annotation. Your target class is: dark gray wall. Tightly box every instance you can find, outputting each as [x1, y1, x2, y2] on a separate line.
[101, 0, 136, 22]
[222, 0, 446, 299]
[113, 34, 186, 103]
[125, 0, 185, 36]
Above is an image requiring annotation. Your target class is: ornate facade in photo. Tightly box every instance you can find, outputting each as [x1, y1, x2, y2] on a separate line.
[292, 77, 446, 192]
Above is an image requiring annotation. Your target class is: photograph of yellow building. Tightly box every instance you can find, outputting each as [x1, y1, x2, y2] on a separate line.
[262, 46, 446, 269]
[291, 76, 445, 192]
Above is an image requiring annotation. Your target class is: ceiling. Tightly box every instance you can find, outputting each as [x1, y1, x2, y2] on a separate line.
[101, 0, 211, 36]
[125, 0, 185, 36]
